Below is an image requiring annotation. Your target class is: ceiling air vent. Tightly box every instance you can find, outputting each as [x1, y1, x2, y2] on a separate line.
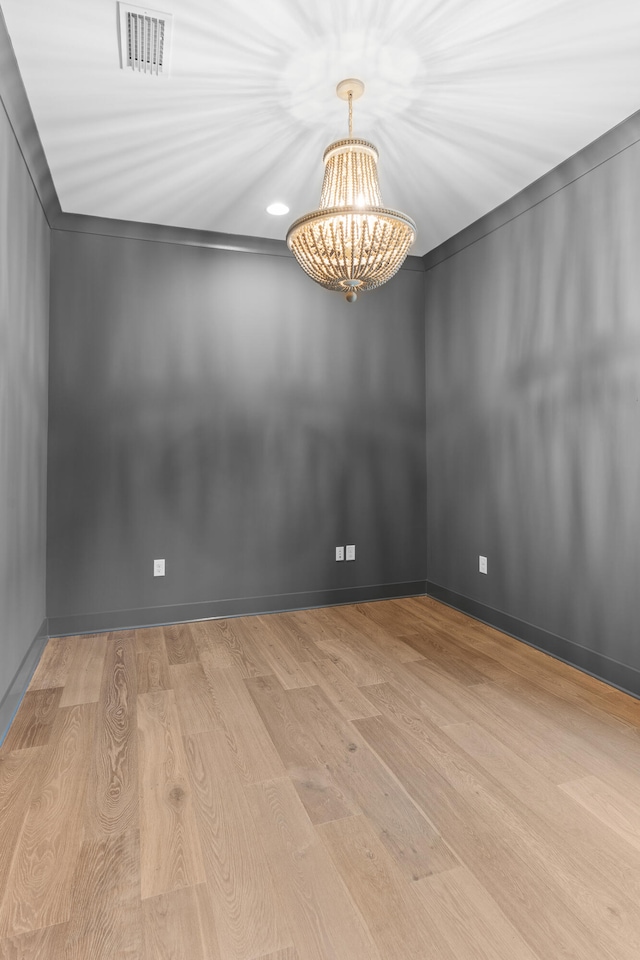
[118, 3, 173, 76]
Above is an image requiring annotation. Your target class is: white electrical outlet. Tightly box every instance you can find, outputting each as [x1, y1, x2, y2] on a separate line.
[154, 558, 165, 577]
[336, 546, 345, 561]
[479, 555, 487, 575]
[346, 544, 356, 561]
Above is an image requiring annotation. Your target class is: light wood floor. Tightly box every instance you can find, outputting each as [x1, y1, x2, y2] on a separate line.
[1, 597, 640, 959]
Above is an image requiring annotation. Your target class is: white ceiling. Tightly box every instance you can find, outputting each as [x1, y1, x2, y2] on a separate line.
[3, 0, 640, 255]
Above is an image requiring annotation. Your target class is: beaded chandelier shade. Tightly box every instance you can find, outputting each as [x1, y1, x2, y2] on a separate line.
[287, 79, 417, 303]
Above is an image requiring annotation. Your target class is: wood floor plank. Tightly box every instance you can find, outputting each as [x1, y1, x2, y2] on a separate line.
[3, 597, 640, 960]
[163, 623, 198, 665]
[250, 617, 316, 689]
[442, 720, 640, 907]
[355, 713, 640, 960]
[351, 598, 429, 636]
[189, 620, 236, 669]
[197, 665, 285, 784]
[192, 883, 224, 960]
[137, 690, 205, 899]
[253, 950, 300, 960]
[243, 676, 356, 819]
[467, 679, 633, 786]
[400, 629, 507, 685]
[495, 669, 640, 761]
[414, 865, 542, 960]
[317, 814, 457, 960]
[279, 606, 354, 644]
[0, 922, 70, 959]
[559, 775, 640, 854]
[461, 617, 640, 730]
[183, 732, 292, 960]
[362, 674, 469, 731]
[59, 635, 108, 706]
[288, 763, 359, 825]
[244, 778, 382, 960]
[135, 628, 172, 695]
[190, 619, 272, 677]
[406, 663, 591, 784]
[62, 829, 141, 960]
[0, 704, 95, 938]
[27, 637, 72, 691]
[169, 662, 221, 736]
[246, 675, 458, 880]
[0, 750, 45, 899]
[142, 884, 220, 960]
[256, 613, 329, 664]
[337, 604, 426, 663]
[313, 637, 388, 686]
[0, 688, 62, 751]
[83, 632, 138, 840]
[301, 660, 380, 721]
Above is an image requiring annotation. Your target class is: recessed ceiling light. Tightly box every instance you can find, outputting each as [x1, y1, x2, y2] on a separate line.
[267, 202, 289, 216]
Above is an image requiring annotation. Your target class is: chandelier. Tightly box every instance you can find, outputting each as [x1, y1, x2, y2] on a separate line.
[287, 78, 416, 303]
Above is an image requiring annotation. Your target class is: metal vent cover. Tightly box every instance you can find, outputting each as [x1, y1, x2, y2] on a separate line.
[118, 3, 173, 76]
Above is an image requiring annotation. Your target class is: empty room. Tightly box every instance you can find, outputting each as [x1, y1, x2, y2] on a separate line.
[2, 2, 640, 958]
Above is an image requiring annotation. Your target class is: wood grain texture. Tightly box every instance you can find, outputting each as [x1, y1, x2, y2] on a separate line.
[336, 603, 425, 664]
[142, 884, 220, 960]
[355, 713, 640, 960]
[163, 623, 198, 665]
[184, 732, 292, 960]
[0, 705, 95, 937]
[317, 814, 457, 960]
[301, 660, 380, 721]
[415, 865, 542, 960]
[0, 750, 45, 899]
[27, 637, 72, 690]
[84, 632, 138, 839]
[559, 775, 640, 853]
[63, 829, 141, 959]
[1, 597, 640, 959]
[137, 690, 205, 899]
[250, 617, 315, 689]
[0, 689, 62, 751]
[169, 662, 221, 736]
[135, 627, 171, 694]
[190, 619, 270, 677]
[246, 676, 457, 880]
[0, 922, 70, 959]
[58, 635, 108, 706]
[198, 665, 285, 784]
[245, 778, 381, 960]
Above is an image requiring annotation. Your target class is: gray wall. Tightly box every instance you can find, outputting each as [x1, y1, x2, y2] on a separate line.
[425, 134, 640, 679]
[0, 90, 50, 702]
[48, 231, 426, 629]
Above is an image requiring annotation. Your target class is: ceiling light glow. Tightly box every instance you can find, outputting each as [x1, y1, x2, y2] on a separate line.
[267, 202, 290, 215]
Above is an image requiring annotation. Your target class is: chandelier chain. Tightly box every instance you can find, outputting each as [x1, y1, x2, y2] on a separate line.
[348, 91, 353, 137]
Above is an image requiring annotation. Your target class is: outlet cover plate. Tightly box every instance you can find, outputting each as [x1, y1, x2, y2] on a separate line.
[479, 555, 487, 575]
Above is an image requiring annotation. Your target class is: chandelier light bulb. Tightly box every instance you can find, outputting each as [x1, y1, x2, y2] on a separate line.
[287, 78, 416, 303]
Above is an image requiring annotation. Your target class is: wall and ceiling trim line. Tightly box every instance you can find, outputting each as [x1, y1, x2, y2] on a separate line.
[0, 8, 61, 226]
[0, 7, 423, 269]
[47, 581, 428, 638]
[422, 107, 640, 271]
[52, 213, 426, 268]
[427, 582, 640, 701]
